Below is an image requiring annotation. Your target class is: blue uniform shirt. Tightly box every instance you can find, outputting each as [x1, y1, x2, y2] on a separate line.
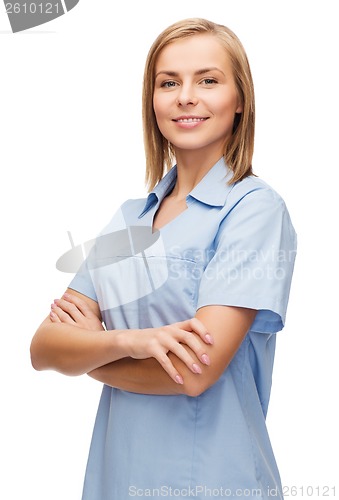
[69, 157, 297, 500]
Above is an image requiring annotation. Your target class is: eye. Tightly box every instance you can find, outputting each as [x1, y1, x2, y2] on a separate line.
[201, 78, 218, 85]
[161, 80, 177, 88]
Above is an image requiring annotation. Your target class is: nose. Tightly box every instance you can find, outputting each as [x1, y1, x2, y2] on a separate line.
[176, 84, 198, 107]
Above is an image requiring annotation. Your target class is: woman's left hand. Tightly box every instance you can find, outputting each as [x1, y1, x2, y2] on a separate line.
[50, 293, 105, 331]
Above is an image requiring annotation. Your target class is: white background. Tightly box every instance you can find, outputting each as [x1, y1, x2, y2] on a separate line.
[1, 1, 338, 499]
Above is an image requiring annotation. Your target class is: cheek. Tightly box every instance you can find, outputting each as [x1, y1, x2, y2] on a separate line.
[152, 96, 170, 137]
[216, 96, 239, 115]
[153, 93, 168, 121]
[152, 96, 159, 119]
[207, 87, 240, 115]
[217, 103, 240, 134]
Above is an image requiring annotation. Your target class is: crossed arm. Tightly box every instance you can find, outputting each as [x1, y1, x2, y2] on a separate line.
[30, 289, 257, 397]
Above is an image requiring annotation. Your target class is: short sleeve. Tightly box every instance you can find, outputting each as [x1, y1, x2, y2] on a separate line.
[196, 187, 297, 333]
[67, 204, 130, 303]
[68, 257, 98, 302]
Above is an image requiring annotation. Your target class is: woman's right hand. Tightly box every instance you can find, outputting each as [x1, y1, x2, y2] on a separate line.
[124, 319, 214, 384]
[47, 292, 213, 384]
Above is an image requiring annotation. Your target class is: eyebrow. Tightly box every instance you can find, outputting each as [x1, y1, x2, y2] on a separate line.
[155, 67, 225, 78]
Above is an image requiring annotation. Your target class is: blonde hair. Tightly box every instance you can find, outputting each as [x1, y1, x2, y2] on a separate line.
[142, 18, 255, 190]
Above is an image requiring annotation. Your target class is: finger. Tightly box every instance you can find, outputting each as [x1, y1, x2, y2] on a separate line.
[169, 331, 210, 368]
[50, 311, 61, 323]
[53, 298, 84, 323]
[153, 330, 205, 374]
[166, 338, 204, 374]
[62, 292, 93, 318]
[178, 318, 214, 345]
[164, 325, 211, 367]
[50, 303, 76, 324]
[155, 351, 184, 385]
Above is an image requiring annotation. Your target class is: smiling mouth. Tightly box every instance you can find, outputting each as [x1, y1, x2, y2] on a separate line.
[173, 117, 208, 123]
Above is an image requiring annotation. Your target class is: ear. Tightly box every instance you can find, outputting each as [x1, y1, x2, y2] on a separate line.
[235, 101, 243, 114]
[232, 112, 241, 133]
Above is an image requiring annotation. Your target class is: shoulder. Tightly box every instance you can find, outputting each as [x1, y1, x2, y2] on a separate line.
[222, 175, 297, 240]
[120, 197, 148, 216]
[215, 175, 297, 256]
[227, 175, 288, 213]
[97, 197, 148, 236]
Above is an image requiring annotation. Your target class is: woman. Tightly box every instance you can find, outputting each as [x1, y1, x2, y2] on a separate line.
[31, 18, 297, 499]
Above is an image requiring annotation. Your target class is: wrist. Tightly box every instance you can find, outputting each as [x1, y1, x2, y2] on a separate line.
[107, 328, 141, 360]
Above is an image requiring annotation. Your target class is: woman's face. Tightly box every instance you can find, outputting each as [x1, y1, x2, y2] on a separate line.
[153, 34, 242, 160]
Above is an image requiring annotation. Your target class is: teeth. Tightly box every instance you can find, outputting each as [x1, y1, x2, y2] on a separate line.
[177, 118, 205, 123]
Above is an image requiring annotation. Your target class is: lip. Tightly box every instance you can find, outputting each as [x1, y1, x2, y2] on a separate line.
[172, 115, 209, 129]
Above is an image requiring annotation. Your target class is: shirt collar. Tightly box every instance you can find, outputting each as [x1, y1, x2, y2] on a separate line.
[138, 157, 234, 218]
[188, 157, 234, 207]
[138, 166, 178, 218]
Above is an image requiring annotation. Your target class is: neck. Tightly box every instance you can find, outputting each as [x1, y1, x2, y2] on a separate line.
[170, 149, 223, 200]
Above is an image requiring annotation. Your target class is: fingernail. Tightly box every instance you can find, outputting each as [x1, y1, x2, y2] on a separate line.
[201, 354, 210, 366]
[192, 363, 202, 374]
[63, 293, 70, 299]
[175, 375, 184, 384]
[51, 303, 56, 309]
[205, 334, 214, 344]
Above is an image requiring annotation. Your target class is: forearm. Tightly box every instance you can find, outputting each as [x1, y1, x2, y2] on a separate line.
[36, 292, 254, 392]
[88, 306, 258, 396]
[88, 351, 208, 397]
[31, 309, 212, 384]
[30, 319, 129, 376]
